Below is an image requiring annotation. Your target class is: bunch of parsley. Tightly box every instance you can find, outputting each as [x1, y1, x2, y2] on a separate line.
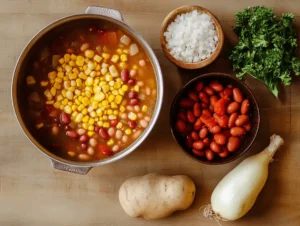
[229, 6, 300, 97]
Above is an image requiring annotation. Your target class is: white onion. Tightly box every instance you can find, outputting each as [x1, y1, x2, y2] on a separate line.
[129, 43, 139, 56]
[120, 35, 131, 45]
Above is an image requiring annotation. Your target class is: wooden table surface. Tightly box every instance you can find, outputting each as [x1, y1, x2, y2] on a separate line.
[1, 0, 300, 225]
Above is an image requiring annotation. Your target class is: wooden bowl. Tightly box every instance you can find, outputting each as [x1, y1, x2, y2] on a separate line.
[160, 5, 224, 69]
[170, 73, 260, 165]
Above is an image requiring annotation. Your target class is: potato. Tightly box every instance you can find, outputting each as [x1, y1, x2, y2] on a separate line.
[119, 173, 196, 219]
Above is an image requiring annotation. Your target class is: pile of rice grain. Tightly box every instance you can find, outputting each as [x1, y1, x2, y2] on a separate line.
[164, 10, 218, 63]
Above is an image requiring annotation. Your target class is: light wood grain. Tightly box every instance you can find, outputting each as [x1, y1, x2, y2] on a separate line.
[1, 0, 300, 225]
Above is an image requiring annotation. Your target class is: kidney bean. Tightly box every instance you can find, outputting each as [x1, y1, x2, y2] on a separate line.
[64, 125, 71, 131]
[79, 134, 89, 143]
[60, 112, 70, 125]
[214, 113, 228, 128]
[177, 112, 186, 122]
[227, 102, 240, 114]
[110, 119, 118, 127]
[128, 120, 137, 128]
[190, 131, 200, 141]
[186, 135, 193, 148]
[227, 84, 233, 88]
[223, 87, 233, 97]
[128, 79, 136, 86]
[214, 98, 228, 115]
[210, 125, 221, 134]
[222, 130, 231, 138]
[203, 137, 211, 146]
[78, 153, 90, 160]
[233, 88, 243, 103]
[175, 120, 186, 133]
[210, 141, 222, 153]
[98, 144, 113, 156]
[244, 122, 252, 131]
[186, 110, 196, 123]
[193, 140, 205, 150]
[204, 86, 214, 96]
[129, 98, 139, 106]
[193, 118, 203, 131]
[210, 81, 224, 92]
[195, 82, 204, 92]
[201, 115, 217, 129]
[205, 149, 215, 160]
[179, 98, 194, 108]
[228, 112, 238, 128]
[210, 95, 218, 106]
[214, 133, 227, 145]
[66, 130, 78, 139]
[199, 92, 209, 104]
[209, 105, 214, 112]
[128, 91, 137, 99]
[227, 137, 241, 152]
[235, 115, 249, 127]
[193, 149, 205, 157]
[201, 103, 209, 109]
[193, 102, 201, 117]
[99, 128, 110, 140]
[188, 92, 198, 101]
[121, 69, 129, 83]
[241, 99, 250, 115]
[219, 148, 229, 158]
[202, 109, 212, 117]
[81, 143, 87, 150]
[230, 127, 246, 136]
[94, 126, 100, 133]
[52, 126, 59, 136]
[199, 127, 208, 139]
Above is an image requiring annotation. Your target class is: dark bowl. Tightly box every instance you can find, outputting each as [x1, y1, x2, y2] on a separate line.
[170, 73, 260, 165]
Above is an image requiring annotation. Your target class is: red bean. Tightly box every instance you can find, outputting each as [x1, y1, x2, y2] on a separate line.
[205, 149, 215, 160]
[177, 112, 186, 122]
[201, 103, 209, 109]
[64, 125, 71, 131]
[190, 131, 200, 141]
[195, 82, 204, 92]
[128, 120, 137, 128]
[199, 92, 209, 104]
[128, 91, 137, 99]
[129, 98, 139, 106]
[233, 88, 243, 103]
[60, 112, 70, 125]
[98, 144, 113, 156]
[235, 115, 249, 126]
[193, 141, 205, 150]
[201, 115, 217, 129]
[210, 141, 222, 153]
[99, 128, 110, 140]
[244, 122, 252, 131]
[203, 138, 211, 146]
[214, 134, 227, 145]
[179, 98, 194, 108]
[227, 84, 233, 88]
[210, 95, 218, 106]
[188, 92, 198, 101]
[223, 87, 233, 97]
[210, 81, 224, 92]
[186, 135, 193, 148]
[110, 119, 118, 127]
[121, 69, 129, 83]
[210, 125, 221, 134]
[81, 143, 87, 150]
[128, 79, 136, 86]
[219, 148, 229, 158]
[214, 98, 228, 115]
[79, 134, 89, 143]
[186, 110, 196, 123]
[66, 130, 78, 139]
[193, 118, 203, 131]
[209, 105, 214, 112]
[176, 120, 186, 133]
[228, 112, 238, 128]
[227, 137, 241, 152]
[202, 109, 212, 117]
[204, 86, 214, 96]
[230, 127, 246, 136]
[193, 102, 201, 117]
[94, 126, 100, 133]
[241, 99, 250, 115]
[227, 102, 240, 114]
[193, 149, 205, 157]
[199, 127, 208, 139]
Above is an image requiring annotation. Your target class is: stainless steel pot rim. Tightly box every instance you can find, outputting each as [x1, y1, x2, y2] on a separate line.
[12, 13, 164, 168]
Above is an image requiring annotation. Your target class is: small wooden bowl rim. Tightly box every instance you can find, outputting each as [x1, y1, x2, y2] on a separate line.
[160, 5, 224, 69]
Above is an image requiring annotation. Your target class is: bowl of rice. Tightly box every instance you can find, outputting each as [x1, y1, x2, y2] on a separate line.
[160, 5, 224, 69]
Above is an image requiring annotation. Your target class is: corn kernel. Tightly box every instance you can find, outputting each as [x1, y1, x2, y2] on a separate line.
[90, 71, 96, 78]
[102, 85, 110, 93]
[120, 105, 126, 112]
[107, 139, 114, 146]
[58, 58, 65, 64]
[85, 91, 92, 98]
[36, 123, 44, 129]
[103, 122, 110, 128]
[71, 111, 78, 119]
[56, 94, 63, 102]
[128, 112, 137, 121]
[116, 122, 123, 129]
[97, 121, 103, 127]
[85, 50, 95, 58]
[123, 49, 129, 54]
[109, 65, 119, 77]
[132, 64, 138, 70]
[71, 105, 77, 112]
[64, 105, 72, 114]
[88, 125, 94, 131]
[76, 56, 85, 66]
[121, 84, 128, 92]
[66, 90, 73, 100]
[60, 105, 64, 110]
[102, 53, 110, 60]
[119, 62, 128, 69]
[44, 89, 53, 100]
[95, 64, 101, 71]
[63, 54, 70, 63]
[69, 60, 76, 67]
[62, 98, 68, 105]
[75, 113, 83, 122]
[54, 77, 62, 84]
[50, 87, 56, 96]
[108, 95, 115, 102]
[101, 68, 108, 75]
[54, 83, 61, 90]
[125, 128, 132, 135]
[87, 131, 95, 137]
[82, 123, 88, 130]
[102, 100, 109, 106]
[111, 55, 119, 63]
[56, 71, 63, 78]
[46, 100, 54, 105]
[40, 80, 48, 87]
[82, 108, 88, 115]
[85, 77, 93, 86]
[77, 104, 84, 111]
[63, 76, 69, 81]
[90, 111, 97, 117]
[82, 115, 89, 123]
[65, 65, 72, 73]
[111, 90, 118, 96]
[142, 105, 148, 112]
[108, 115, 117, 120]
[93, 54, 102, 63]
[118, 89, 125, 96]
[105, 74, 113, 82]
[94, 92, 105, 101]
[103, 115, 108, 120]
[111, 102, 118, 109]
[120, 54, 128, 62]
[53, 102, 61, 109]
[48, 71, 57, 80]
[115, 95, 123, 104]
[75, 98, 81, 105]
[134, 85, 140, 92]
[57, 66, 63, 72]
[116, 48, 122, 54]
[71, 54, 77, 60]
[81, 97, 90, 106]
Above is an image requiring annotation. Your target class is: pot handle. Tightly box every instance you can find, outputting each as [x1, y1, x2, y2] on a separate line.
[50, 159, 92, 175]
[85, 6, 123, 21]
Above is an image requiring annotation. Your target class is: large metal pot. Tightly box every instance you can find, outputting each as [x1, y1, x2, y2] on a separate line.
[12, 6, 163, 174]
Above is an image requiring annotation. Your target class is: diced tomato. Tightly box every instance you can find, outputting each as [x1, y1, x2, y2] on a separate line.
[99, 31, 117, 46]
[214, 98, 229, 115]
[200, 115, 217, 129]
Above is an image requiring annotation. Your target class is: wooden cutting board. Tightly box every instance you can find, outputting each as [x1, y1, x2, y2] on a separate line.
[1, 0, 299, 225]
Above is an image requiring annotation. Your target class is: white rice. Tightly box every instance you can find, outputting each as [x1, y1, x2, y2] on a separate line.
[164, 10, 219, 63]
